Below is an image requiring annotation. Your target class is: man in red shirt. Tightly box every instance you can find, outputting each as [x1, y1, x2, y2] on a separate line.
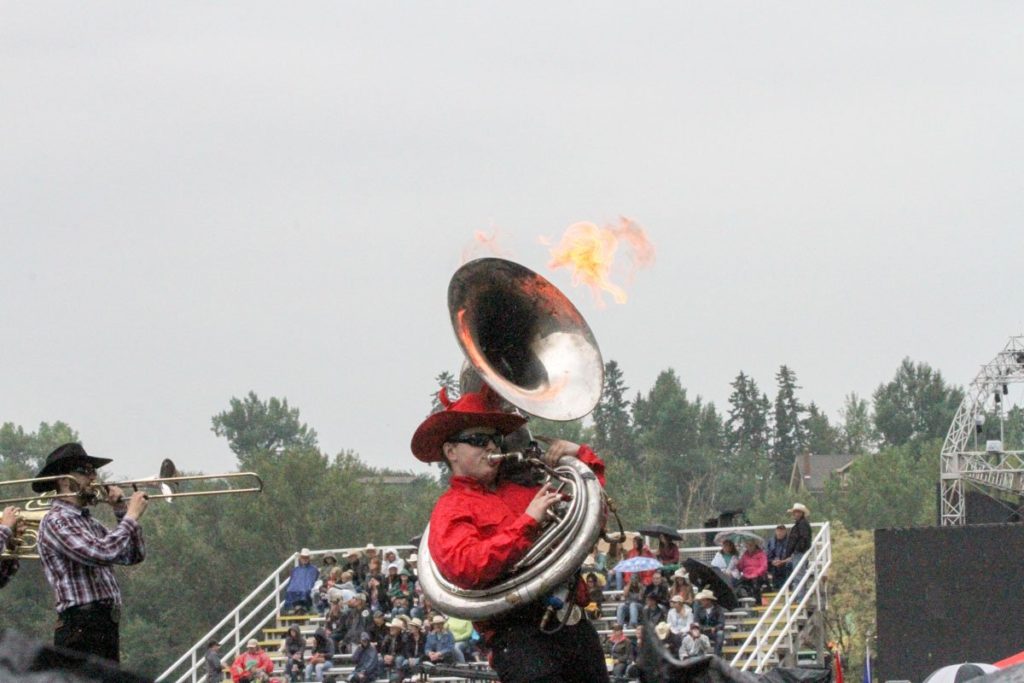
[412, 388, 609, 683]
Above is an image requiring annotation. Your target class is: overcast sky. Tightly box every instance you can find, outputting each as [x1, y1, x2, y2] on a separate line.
[2, 3, 1023, 480]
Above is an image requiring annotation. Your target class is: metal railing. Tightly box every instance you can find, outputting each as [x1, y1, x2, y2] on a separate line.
[729, 522, 831, 672]
[156, 545, 414, 683]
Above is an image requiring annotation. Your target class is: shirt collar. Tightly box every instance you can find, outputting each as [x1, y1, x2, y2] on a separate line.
[449, 475, 488, 492]
[52, 498, 88, 516]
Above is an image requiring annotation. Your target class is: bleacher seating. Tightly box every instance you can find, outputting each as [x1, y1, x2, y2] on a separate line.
[163, 524, 829, 682]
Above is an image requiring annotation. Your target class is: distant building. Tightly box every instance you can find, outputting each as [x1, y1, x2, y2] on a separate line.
[788, 453, 858, 494]
[356, 475, 419, 485]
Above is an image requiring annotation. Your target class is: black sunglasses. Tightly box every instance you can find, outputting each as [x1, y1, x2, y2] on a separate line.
[70, 464, 96, 476]
[449, 433, 503, 449]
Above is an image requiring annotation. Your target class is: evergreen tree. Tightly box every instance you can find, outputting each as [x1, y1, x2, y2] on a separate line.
[804, 402, 841, 454]
[429, 370, 460, 412]
[725, 372, 771, 457]
[591, 360, 636, 461]
[772, 365, 806, 481]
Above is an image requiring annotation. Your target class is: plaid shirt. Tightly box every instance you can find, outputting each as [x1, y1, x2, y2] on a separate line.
[0, 524, 18, 588]
[37, 499, 145, 612]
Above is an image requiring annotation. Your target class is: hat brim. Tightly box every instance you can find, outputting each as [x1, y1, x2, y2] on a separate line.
[411, 410, 526, 463]
[32, 454, 112, 493]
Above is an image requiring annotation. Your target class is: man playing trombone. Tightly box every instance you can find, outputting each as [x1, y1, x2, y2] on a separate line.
[0, 506, 20, 588]
[35, 443, 148, 663]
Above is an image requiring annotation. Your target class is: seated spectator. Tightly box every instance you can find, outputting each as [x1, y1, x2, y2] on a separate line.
[368, 610, 389, 644]
[447, 616, 477, 663]
[670, 569, 694, 605]
[319, 553, 338, 580]
[616, 575, 643, 628]
[624, 535, 656, 586]
[401, 618, 427, 678]
[624, 626, 645, 681]
[303, 628, 335, 683]
[425, 615, 457, 665]
[766, 524, 790, 590]
[736, 538, 768, 603]
[342, 549, 364, 584]
[280, 625, 305, 683]
[584, 572, 604, 620]
[711, 539, 740, 585]
[361, 543, 380, 581]
[692, 589, 725, 657]
[666, 595, 693, 638]
[283, 548, 319, 614]
[390, 594, 412, 618]
[383, 547, 406, 573]
[405, 552, 419, 582]
[656, 534, 680, 566]
[203, 639, 223, 683]
[379, 619, 406, 682]
[334, 592, 371, 653]
[364, 557, 386, 610]
[604, 623, 633, 683]
[348, 632, 380, 683]
[654, 621, 679, 657]
[643, 571, 670, 608]
[641, 593, 666, 626]
[388, 572, 415, 607]
[680, 621, 713, 658]
[230, 639, 273, 683]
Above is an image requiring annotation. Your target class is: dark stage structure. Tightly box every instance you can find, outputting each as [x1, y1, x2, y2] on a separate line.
[875, 523, 1024, 683]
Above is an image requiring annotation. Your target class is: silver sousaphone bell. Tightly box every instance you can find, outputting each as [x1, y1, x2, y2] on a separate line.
[418, 258, 612, 626]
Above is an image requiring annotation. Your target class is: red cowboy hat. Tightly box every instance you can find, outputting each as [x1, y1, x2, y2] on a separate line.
[410, 387, 525, 463]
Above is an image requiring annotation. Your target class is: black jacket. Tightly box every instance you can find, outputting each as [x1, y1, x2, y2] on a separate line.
[786, 516, 812, 556]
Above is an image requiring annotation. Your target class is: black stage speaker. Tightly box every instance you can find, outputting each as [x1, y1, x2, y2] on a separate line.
[875, 524, 1024, 683]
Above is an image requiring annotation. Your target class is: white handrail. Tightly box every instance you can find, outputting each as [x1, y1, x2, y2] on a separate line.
[157, 544, 415, 683]
[729, 522, 832, 672]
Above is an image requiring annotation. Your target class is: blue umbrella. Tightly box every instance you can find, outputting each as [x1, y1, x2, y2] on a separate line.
[612, 556, 663, 573]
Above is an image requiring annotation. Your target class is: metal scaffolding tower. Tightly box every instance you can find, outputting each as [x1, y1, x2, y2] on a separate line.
[940, 335, 1024, 526]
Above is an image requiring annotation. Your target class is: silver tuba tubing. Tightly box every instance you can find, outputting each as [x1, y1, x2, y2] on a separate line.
[417, 457, 605, 621]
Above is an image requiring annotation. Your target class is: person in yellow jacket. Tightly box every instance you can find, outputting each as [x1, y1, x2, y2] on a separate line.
[446, 616, 479, 663]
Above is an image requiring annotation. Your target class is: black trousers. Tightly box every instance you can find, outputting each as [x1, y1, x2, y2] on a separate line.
[54, 601, 120, 663]
[490, 616, 609, 683]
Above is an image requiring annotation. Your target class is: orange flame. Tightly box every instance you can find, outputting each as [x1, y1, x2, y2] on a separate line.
[545, 217, 654, 306]
[462, 229, 509, 263]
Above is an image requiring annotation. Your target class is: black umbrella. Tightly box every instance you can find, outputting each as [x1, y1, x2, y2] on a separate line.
[638, 523, 683, 541]
[682, 558, 739, 610]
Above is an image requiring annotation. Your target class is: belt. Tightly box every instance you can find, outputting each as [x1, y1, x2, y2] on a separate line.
[58, 599, 120, 623]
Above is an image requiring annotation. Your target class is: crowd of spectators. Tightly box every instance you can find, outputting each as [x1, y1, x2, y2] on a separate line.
[259, 504, 813, 682]
[271, 545, 479, 683]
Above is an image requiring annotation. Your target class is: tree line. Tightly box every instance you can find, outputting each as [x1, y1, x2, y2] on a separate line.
[0, 356, 997, 677]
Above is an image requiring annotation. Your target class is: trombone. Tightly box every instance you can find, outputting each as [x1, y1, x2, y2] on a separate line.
[0, 460, 263, 559]
[0, 459, 263, 507]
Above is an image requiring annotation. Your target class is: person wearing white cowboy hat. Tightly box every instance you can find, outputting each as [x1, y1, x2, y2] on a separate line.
[666, 594, 693, 637]
[425, 614, 456, 665]
[654, 621, 679, 656]
[411, 384, 612, 683]
[402, 617, 427, 678]
[379, 619, 406, 676]
[283, 547, 319, 615]
[782, 503, 813, 599]
[692, 589, 726, 656]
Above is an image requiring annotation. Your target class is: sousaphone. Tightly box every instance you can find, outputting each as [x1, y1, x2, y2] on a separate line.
[417, 258, 617, 626]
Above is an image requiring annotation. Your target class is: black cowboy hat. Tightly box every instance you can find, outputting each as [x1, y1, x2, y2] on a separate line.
[32, 443, 112, 493]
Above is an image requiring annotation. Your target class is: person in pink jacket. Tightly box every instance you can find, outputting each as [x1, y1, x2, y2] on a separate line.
[736, 539, 768, 604]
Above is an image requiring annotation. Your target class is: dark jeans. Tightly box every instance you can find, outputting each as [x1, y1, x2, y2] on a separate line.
[490, 616, 609, 683]
[54, 601, 120, 663]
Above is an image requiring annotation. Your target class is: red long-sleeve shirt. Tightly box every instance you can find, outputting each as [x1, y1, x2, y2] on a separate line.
[428, 445, 606, 590]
